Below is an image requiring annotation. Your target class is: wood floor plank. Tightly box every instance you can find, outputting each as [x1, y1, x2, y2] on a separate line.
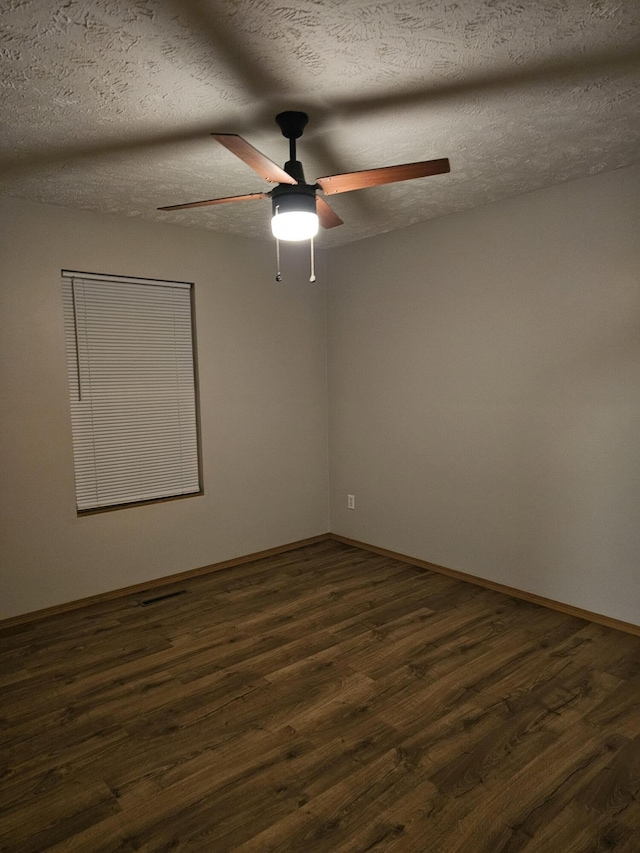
[1, 540, 639, 851]
[585, 676, 640, 738]
[235, 746, 439, 853]
[431, 724, 624, 852]
[0, 778, 120, 853]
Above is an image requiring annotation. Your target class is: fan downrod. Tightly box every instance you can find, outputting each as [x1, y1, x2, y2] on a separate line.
[276, 112, 309, 181]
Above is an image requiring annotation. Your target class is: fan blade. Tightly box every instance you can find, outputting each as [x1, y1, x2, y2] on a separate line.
[316, 196, 343, 229]
[158, 192, 268, 211]
[316, 158, 450, 195]
[212, 134, 297, 185]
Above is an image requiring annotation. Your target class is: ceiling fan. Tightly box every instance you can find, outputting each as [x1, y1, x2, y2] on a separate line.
[158, 111, 451, 244]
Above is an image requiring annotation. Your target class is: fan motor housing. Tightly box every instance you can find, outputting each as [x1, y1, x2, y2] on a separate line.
[271, 182, 317, 218]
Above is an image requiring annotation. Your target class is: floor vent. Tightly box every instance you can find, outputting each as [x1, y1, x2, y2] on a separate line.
[138, 590, 188, 607]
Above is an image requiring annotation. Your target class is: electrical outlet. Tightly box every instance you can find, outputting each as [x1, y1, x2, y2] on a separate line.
[347, 494, 355, 510]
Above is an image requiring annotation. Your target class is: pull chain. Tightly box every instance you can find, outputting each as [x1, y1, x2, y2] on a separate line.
[275, 238, 282, 282]
[309, 236, 316, 282]
[273, 206, 318, 283]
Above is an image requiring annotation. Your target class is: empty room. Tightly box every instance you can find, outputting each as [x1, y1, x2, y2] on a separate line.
[1, 1, 639, 850]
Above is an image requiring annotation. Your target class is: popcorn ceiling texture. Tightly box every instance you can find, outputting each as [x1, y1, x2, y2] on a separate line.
[1, 0, 638, 247]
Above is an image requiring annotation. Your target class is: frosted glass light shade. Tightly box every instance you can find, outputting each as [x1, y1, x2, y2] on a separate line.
[271, 210, 319, 242]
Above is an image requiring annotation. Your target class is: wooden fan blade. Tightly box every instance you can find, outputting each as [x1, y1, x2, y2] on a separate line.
[316, 196, 344, 229]
[158, 192, 268, 211]
[316, 158, 450, 195]
[212, 134, 297, 185]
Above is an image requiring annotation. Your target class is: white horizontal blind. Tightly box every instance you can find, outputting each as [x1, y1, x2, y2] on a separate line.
[62, 272, 200, 511]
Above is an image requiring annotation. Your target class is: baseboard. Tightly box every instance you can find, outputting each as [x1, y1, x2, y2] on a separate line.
[5, 531, 638, 638]
[330, 533, 640, 637]
[0, 534, 331, 628]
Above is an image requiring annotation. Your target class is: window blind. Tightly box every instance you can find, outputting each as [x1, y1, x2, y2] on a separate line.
[62, 272, 201, 511]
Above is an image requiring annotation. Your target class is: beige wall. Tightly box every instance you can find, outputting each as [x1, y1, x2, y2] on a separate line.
[0, 197, 329, 618]
[2, 166, 639, 624]
[327, 165, 640, 625]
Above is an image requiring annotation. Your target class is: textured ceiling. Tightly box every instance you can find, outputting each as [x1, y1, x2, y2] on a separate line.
[1, 0, 639, 247]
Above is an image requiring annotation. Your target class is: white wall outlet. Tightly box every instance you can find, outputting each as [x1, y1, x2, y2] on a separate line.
[347, 494, 355, 510]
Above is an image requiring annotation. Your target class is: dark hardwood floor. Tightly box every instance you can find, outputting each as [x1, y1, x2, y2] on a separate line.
[1, 539, 639, 851]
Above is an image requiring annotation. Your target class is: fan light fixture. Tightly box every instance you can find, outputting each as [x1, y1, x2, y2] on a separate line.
[271, 190, 319, 242]
[271, 210, 319, 241]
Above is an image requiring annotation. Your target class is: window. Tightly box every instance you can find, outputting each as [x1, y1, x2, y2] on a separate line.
[62, 271, 201, 512]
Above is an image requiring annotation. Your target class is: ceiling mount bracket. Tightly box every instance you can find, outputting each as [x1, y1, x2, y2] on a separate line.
[276, 111, 309, 164]
[275, 111, 309, 140]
